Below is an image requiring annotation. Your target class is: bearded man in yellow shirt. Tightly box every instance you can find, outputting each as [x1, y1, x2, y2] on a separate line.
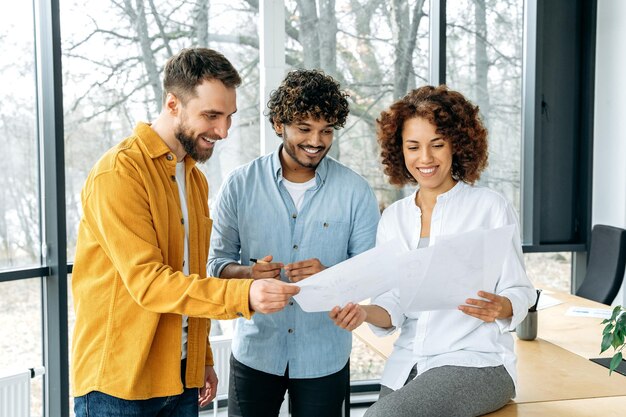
[71, 47, 299, 417]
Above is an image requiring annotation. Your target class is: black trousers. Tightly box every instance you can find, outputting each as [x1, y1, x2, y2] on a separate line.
[228, 354, 349, 417]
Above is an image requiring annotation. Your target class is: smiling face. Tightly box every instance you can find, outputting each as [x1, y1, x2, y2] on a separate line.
[402, 117, 456, 194]
[276, 118, 334, 179]
[172, 78, 237, 163]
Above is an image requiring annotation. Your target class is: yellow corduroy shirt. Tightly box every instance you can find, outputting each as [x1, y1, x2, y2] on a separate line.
[71, 122, 253, 399]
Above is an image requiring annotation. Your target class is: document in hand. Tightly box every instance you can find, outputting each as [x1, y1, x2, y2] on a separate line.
[398, 224, 515, 311]
[291, 225, 515, 313]
[292, 239, 407, 312]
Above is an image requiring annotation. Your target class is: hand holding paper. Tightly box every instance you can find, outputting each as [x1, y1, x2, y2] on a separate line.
[458, 291, 513, 322]
[292, 239, 406, 312]
[292, 225, 516, 313]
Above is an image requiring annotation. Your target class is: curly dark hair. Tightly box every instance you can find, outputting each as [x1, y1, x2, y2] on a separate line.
[163, 47, 241, 105]
[377, 85, 488, 186]
[267, 69, 350, 135]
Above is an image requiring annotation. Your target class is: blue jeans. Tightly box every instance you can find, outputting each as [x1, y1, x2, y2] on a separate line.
[74, 360, 199, 417]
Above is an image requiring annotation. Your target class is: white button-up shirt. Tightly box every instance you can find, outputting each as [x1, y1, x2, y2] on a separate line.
[370, 181, 536, 392]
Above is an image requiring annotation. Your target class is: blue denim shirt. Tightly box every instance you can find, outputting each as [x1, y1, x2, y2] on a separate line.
[208, 147, 380, 378]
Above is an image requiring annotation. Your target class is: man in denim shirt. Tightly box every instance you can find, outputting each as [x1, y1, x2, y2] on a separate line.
[208, 69, 380, 417]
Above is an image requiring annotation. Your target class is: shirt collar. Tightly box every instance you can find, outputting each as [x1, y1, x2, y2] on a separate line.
[270, 144, 329, 187]
[411, 180, 467, 210]
[436, 180, 465, 200]
[134, 122, 196, 167]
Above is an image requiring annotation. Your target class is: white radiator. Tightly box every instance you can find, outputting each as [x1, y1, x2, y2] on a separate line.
[0, 367, 44, 417]
[209, 335, 232, 417]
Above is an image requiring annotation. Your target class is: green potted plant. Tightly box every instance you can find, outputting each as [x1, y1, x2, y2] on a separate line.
[600, 305, 626, 374]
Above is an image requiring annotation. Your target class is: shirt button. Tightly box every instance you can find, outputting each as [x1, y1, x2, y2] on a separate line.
[292, 213, 297, 219]
[166, 154, 174, 161]
[288, 328, 294, 334]
[170, 175, 176, 182]
[293, 245, 298, 250]
[236, 312, 243, 317]
[289, 301, 294, 306]
[181, 218, 184, 225]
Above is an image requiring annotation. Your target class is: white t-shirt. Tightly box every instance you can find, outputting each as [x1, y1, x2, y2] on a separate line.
[370, 181, 536, 392]
[282, 176, 316, 212]
[175, 161, 190, 360]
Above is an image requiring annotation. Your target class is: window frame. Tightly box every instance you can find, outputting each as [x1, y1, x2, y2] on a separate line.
[0, 0, 597, 415]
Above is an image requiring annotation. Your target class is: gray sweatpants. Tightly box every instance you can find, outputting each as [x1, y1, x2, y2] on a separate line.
[365, 365, 515, 417]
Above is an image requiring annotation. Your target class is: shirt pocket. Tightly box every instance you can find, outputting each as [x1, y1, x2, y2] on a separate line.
[302, 220, 351, 266]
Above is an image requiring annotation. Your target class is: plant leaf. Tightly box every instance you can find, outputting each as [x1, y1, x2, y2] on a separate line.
[601, 332, 614, 353]
[609, 352, 623, 375]
[603, 323, 615, 335]
[609, 305, 622, 322]
[612, 329, 625, 350]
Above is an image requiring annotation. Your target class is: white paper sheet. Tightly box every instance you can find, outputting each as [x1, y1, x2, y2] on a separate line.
[565, 306, 613, 319]
[292, 225, 515, 313]
[536, 293, 563, 310]
[292, 239, 406, 312]
[398, 225, 515, 311]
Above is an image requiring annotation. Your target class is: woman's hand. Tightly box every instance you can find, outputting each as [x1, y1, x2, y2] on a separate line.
[458, 291, 512, 322]
[329, 303, 367, 331]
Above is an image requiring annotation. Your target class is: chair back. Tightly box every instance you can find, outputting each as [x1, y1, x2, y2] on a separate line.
[576, 224, 626, 304]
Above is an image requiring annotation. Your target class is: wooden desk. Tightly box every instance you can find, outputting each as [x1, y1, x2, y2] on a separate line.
[535, 290, 614, 359]
[513, 337, 626, 403]
[354, 291, 626, 412]
[484, 396, 626, 417]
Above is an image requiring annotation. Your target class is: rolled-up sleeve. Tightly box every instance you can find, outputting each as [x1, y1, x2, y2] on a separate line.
[493, 200, 536, 333]
[369, 288, 406, 336]
[347, 184, 380, 257]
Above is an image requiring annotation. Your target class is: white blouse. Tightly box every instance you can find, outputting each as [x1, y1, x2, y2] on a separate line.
[370, 181, 536, 392]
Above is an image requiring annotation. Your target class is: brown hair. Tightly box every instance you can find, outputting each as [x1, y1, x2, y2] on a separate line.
[163, 47, 241, 105]
[377, 85, 488, 185]
[267, 69, 349, 135]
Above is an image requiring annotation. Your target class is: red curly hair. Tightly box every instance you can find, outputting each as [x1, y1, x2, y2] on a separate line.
[377, 85, 488, 186]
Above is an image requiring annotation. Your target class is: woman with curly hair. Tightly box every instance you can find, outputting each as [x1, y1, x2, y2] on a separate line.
[330, 85, 535, 417]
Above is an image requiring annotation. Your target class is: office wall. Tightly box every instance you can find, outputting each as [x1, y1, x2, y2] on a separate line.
[593, 0, 626, 304]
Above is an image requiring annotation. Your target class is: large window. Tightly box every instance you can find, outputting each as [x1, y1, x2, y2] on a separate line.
[0, 279, 44, 417]
[60, 0, 260, 261]
[0, 1, 595, 416]
[0, 0, 40, 269]
[286, 0, 430, 208]
[447, 0, 523, 211]
[0, 3, 43, 414]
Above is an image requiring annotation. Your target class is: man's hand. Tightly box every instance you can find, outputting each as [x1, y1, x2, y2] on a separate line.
[458, 291, 513, 322]
[250, 255, 283, 280]
[249, 279, 300, 314]
[284, 258, 326, 282]
[329, 303, 367, 331]
[198, 365, 218, 407]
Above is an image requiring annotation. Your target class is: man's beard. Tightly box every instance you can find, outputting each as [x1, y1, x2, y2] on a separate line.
[282, 129, 330, 169]
[174, 125, 213, 163]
